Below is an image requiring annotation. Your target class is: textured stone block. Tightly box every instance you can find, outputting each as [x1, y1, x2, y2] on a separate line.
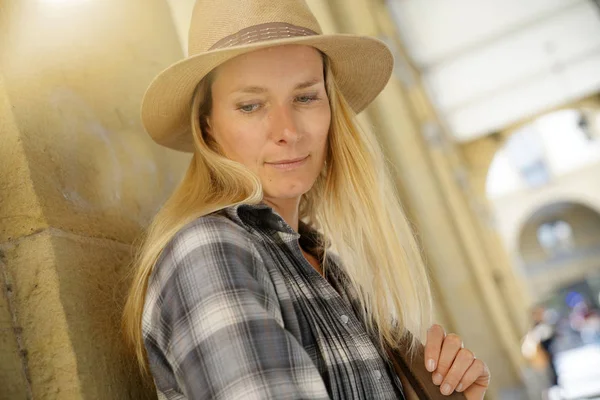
[3, 230, 155, 399]
[0, 261, 29, 400]
[0, 73, 48, 244]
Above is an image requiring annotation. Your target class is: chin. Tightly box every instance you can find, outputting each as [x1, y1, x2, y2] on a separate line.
[263, 180, 313, 200]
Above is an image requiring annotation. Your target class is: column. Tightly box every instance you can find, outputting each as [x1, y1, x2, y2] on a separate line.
[0, 0, 188, 398]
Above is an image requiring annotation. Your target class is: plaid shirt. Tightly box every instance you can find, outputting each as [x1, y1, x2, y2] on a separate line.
[143, 203, 405, 399]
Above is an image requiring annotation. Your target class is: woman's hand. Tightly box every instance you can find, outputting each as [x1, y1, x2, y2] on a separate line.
[424, 324, 491, 399]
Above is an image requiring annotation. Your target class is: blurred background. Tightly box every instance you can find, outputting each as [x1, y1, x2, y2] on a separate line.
[1, 0, 599, 399]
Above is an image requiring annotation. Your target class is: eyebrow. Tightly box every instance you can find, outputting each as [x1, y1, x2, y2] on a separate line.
[294, 78, 322, 90]
[233, 78, 322, 94]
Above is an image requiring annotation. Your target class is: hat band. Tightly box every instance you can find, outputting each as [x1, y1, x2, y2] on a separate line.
[209, 22, 318, 50]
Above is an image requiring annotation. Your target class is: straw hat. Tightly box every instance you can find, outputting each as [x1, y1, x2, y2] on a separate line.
[141, 0, 394, 152]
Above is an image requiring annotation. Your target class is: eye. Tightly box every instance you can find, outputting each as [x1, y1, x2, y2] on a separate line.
[238, 103, 261, 113]
[296, 94, 319, 104]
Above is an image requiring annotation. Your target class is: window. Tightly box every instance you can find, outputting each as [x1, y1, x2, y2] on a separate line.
[537, 220, 574, 256]
[505, 128, 551, 188]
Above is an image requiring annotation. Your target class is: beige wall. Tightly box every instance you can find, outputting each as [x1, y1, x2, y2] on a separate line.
[527, 256, 600, 300]
[0, 1, 189, 398]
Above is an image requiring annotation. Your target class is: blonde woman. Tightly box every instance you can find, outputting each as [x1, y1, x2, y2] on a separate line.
[123, 0, 491, 399]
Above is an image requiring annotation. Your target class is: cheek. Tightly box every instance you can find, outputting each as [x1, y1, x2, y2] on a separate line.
[224, 133, 263, 165]
[213, 116, 266, 166]
[310, 108, 331, 153]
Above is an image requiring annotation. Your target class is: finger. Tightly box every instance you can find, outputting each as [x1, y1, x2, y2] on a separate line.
[425, 324, 445, 372]
[457, 359, 491, 395]
[432, 333, 462, 386]
[439, 348, 476, 396]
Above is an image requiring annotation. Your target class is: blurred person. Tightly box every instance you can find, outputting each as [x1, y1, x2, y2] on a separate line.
[121, 0, 492, 399]
[570, 300, 600, 344]
[522, 306, 559, 387]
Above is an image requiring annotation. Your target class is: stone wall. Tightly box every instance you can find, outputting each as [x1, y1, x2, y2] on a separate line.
[0, 1, 189, 398]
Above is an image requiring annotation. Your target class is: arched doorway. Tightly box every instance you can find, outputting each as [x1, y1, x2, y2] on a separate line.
[517, 201, 600, 301]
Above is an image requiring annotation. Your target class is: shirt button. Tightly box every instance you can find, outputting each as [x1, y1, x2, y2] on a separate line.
[340, 314, 349, 324]
[374, 370, 382, 380]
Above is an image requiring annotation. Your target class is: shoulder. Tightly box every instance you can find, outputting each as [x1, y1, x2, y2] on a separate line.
[171, 212, 254, 255]
[144, 212, 275, 325]
[142, 212, 284, 349]
[168, 210, 257, 260]
[152, 212, 260, 285]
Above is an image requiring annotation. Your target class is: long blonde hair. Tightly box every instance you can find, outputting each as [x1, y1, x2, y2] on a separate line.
[123, 55, 432, 375]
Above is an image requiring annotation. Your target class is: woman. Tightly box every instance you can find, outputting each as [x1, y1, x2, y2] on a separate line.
[123, 0, 491, 399]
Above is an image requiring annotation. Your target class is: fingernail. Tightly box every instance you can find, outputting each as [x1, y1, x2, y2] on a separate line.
[441, 383, 452, 395]
[457, 383, 463, 392]
[427, 359, 436, 372]
[432, 373, 443, 386]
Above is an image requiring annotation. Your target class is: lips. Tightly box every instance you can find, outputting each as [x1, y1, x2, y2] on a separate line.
[267, 155, 309, 165]
[265, 155, 309, 171]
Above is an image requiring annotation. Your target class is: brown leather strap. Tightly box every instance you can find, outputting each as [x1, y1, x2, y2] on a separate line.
[387, 335, 467, 400]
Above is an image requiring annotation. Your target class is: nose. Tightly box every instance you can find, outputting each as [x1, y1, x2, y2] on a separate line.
[270, 104, 301, 145]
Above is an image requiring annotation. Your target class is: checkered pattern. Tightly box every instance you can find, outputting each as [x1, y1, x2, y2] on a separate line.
[143, 203, 405, 399]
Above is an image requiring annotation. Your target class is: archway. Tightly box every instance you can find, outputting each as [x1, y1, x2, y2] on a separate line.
[485, 108, 600, 268]
[517, 201, 600, 299]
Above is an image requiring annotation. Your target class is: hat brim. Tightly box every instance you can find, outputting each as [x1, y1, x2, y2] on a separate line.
[141, 34, 394, 152]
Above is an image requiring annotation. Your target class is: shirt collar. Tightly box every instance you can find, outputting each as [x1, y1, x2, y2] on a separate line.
[223, 203, 325, 254]
[224, 202, 298, 236]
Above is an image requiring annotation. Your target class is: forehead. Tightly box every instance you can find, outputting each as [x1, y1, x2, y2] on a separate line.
[213, 45, 324, 85]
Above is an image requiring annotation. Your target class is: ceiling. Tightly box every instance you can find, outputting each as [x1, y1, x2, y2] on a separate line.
[388, 0, 600, 142]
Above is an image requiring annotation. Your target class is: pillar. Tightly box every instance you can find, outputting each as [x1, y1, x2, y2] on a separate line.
[319, 0, 528, 397]
[0, 0, 189, 398]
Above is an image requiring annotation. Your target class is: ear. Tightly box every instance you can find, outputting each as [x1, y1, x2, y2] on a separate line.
[202, 115, 213, 137]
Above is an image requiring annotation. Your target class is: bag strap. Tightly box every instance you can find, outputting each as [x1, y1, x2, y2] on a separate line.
[386, 335, 466, 400]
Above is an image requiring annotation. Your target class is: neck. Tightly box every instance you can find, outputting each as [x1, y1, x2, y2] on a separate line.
[262, 196, 301, 232]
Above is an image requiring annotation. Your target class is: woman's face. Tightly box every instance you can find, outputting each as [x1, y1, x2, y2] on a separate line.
[207, 45, 331, 203]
